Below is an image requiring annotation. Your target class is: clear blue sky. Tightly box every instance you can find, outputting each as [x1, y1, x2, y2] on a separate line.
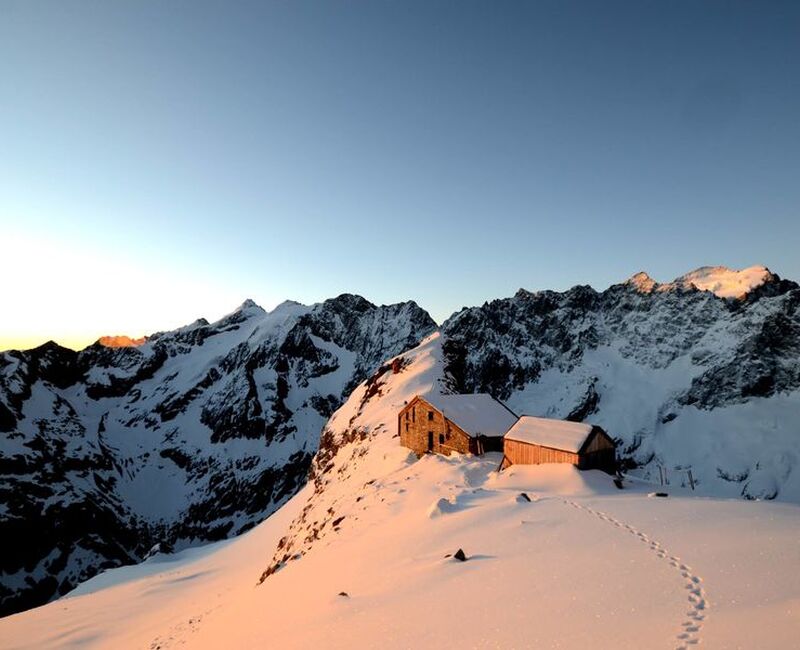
[1, 1, 798, 349]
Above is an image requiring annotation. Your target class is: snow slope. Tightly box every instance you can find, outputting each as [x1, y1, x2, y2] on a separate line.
[0, 294, 436, 616]
[0, 333, 797, 649]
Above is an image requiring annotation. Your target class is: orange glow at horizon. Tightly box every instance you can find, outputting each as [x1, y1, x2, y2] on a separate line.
[0, 332, 150, 353]
[0, 230, 268, 355]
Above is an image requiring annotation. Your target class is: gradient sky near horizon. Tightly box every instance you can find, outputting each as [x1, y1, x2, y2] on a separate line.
[1, 1, 799, 351]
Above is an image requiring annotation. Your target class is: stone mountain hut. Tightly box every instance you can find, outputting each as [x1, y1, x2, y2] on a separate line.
[399, 394, 518, 456]
[500, 416, 616, 473]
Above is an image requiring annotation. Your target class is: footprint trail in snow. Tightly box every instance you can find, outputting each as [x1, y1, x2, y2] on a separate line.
[563, 499, 708, 649]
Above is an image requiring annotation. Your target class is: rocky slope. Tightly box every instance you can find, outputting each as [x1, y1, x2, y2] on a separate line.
[440, 265, 800, 500]
[0, 295, 436, 616]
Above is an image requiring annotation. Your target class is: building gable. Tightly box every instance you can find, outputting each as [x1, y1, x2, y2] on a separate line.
[578, 427, 615, 455]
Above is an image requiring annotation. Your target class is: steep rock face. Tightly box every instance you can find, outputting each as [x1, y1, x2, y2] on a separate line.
[0, 296, 436, 616]
[440, 267, 800, 501]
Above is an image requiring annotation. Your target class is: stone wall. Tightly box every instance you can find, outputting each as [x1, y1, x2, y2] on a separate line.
[399, 397, 475, 456]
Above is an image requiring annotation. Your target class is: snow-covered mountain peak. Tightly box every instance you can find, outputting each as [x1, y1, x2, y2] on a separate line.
[234, 298, 267, 317]
[626, 271, 658, 293]
[623, 266, 774, 299]
[208, 298, 269, 329]
[671, 265, 773, 299]
[238, 297, 262, 310]
[270, 299, 303, 312]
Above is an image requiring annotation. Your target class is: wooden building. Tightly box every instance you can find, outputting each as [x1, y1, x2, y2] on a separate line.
[399, 393, 518, 456]
[500, 416, 616, 473]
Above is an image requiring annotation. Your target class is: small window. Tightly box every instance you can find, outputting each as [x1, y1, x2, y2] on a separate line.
[439, 433, 445, 445]
[405, 411, 409, 421]
[428, 411, 434, 421]
[405, 423, 409, 433]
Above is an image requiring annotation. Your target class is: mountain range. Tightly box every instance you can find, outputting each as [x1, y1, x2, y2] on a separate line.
[1, 264, 798, 618]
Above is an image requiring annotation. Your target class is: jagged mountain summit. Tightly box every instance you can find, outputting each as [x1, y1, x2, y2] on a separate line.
[626, 264, 776, 298]
[0, 294, 436, 616]
[1, 264, 798, 620]
[440, 265, 800, 501]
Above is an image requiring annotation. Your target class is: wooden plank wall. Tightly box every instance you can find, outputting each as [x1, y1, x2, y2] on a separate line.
[504, 438, 580, 466]
[583, 430, 615, 453]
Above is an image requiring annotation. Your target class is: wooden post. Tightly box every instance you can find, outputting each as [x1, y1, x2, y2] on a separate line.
[688, 469, 695, 491]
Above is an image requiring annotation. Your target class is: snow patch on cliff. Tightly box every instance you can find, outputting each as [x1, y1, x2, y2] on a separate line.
[673, 265, 772, 299]
[626, 265, 772, 298]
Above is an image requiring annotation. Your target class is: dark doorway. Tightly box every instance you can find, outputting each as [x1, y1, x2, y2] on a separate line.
[427, 431, 434, 451]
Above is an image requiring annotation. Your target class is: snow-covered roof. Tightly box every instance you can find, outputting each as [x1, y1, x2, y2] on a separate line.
[504, 416, 594, 453]
[421, 393, 518, 438]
